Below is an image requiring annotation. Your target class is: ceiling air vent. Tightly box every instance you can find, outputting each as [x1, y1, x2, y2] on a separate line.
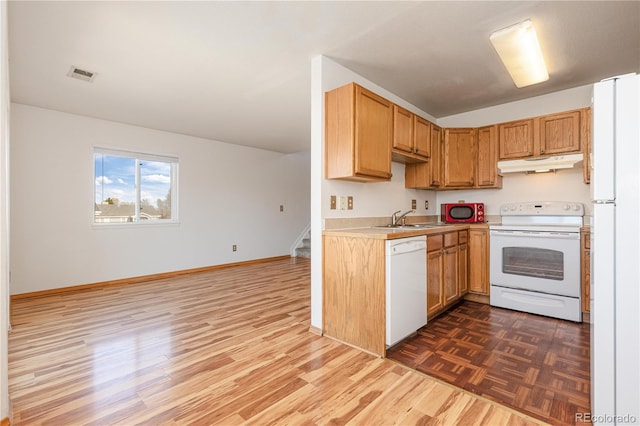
[67, 66, 96, 82]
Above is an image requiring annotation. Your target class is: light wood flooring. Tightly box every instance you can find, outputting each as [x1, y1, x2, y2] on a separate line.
[387, 302, 591, 426]
[7, 257, 543, 425]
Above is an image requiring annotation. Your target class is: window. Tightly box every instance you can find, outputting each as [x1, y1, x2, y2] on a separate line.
[94, 148, 178, 224]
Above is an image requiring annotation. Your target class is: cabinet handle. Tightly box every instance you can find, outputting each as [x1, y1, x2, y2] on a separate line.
[415, 148, 419, 153]
[489, 180, 494, 185]
[528, 151, 533, 155]
[541, 149, 545, 154]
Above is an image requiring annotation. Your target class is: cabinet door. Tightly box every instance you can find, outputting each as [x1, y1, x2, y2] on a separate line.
[430, 124, 443, 187]
[354, 85, 393, 179]
[427, 250, 444, 319]
[459, 243, 468, 296]
[476, 125, 502, 188]
[443, 128, 476, 188]
[413, 116, 431, 159]
[443, 246, 459, 305]
[539, 110, 581, 155]
[499, 119, 534, 159]
[404, 161, 432, 189]
[392, 105, 414, 154]
[468, 228, 489, 294]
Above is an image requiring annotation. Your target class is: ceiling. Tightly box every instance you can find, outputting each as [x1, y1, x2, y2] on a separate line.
[8, 1, 640, 154]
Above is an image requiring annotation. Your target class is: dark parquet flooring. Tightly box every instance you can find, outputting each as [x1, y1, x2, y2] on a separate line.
[386, 301, 591, 426]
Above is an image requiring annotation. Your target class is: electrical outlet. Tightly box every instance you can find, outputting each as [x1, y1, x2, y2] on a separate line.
[425, 200, 429, 210]
[339, 196, 347, 210]
[330, 195, 336, 210]
[411, 199, 417, 209]
[280, 204, 284, 212]
[347, 196, 353, 210]
[232, 244, 237, 252]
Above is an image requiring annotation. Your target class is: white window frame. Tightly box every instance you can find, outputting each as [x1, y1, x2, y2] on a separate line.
[93, 147, 179, 226]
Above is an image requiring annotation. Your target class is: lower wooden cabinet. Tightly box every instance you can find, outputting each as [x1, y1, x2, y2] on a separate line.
[468, 227, 490, 295]
[427, 247, 444, 318]
[427, 230, 468, 320]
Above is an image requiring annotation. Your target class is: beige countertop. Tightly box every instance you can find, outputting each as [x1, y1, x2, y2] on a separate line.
[323, 222, 491, 240]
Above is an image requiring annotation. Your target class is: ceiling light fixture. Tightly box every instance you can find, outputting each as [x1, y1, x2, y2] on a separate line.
[490, 19, 549, 88]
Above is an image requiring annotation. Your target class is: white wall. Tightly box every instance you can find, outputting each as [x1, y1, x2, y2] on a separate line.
[310, 56, 593, 330]
[10, 104, 310, 295]
[0, 1, 10, 421]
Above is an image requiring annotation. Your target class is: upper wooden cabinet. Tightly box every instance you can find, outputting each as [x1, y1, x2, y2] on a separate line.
[498, 108, 588, 161]
[404, 123, 443, 189]
[498, 119, 535, 159]
[476, 125, 502, 189]
[325, 83, 393, 182]
[539, 110, 581, 155]
[392, 105, 430, 163]
[443, 128, 477, 188]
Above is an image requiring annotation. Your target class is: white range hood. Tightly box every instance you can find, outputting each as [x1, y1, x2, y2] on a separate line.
[497, 153, 584, 173]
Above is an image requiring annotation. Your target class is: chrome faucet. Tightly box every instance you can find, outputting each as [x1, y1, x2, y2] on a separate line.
[392, 209, 415, 226]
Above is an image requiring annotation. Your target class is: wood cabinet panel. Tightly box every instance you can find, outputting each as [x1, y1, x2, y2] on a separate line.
[468, 228, 489, 295]
[414, 116, 431, 158]
[443, 128, 476, 188]
[323, 235, 386, 356]
[427, 249, 444, 319]
[427, 234, 443, 251]
[459, 242, 468, 296]
[443, 246, 459, 305]
[427, 230, 467, 320]
[355, 86, 394, 179]
[392, 105, 414, 154]
[404, 123, 442, 189]
[499, 119, 535, 159]
[325, 83, 392, 181]
[430, 124, 443, 187]
[476, 125, 502, 188]
[539, 110, 581, 155]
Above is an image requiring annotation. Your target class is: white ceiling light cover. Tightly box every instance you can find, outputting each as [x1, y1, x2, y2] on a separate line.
[490, 19, 549, 88]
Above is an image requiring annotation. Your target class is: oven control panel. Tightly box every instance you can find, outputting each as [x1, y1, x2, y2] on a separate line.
[500, 201, 584, 216]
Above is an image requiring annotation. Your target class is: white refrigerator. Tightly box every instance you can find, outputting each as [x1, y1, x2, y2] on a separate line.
[591, 73, 640, 424]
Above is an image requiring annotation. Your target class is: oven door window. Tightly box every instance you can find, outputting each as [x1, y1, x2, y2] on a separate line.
[502, 247, 564, 280]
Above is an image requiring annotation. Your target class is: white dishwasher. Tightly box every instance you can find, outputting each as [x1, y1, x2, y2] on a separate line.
[385, 235, 427, 347]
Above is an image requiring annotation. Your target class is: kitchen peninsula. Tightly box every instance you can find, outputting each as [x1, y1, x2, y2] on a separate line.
[323, 223, 490, 357]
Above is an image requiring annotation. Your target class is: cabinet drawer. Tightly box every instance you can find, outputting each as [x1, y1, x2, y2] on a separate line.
[444, 232, 458, 247]
[427, 235, 443, 252]
[458, 230, 468, 244]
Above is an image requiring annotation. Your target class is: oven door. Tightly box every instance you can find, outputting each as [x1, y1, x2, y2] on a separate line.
[490, 229, 581, 297]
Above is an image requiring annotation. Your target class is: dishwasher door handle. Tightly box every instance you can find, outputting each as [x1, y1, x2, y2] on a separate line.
[388, 241, 427, 255]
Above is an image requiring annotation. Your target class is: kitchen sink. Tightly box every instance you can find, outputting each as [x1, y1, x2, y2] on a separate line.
[374, 224, 437, 229]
